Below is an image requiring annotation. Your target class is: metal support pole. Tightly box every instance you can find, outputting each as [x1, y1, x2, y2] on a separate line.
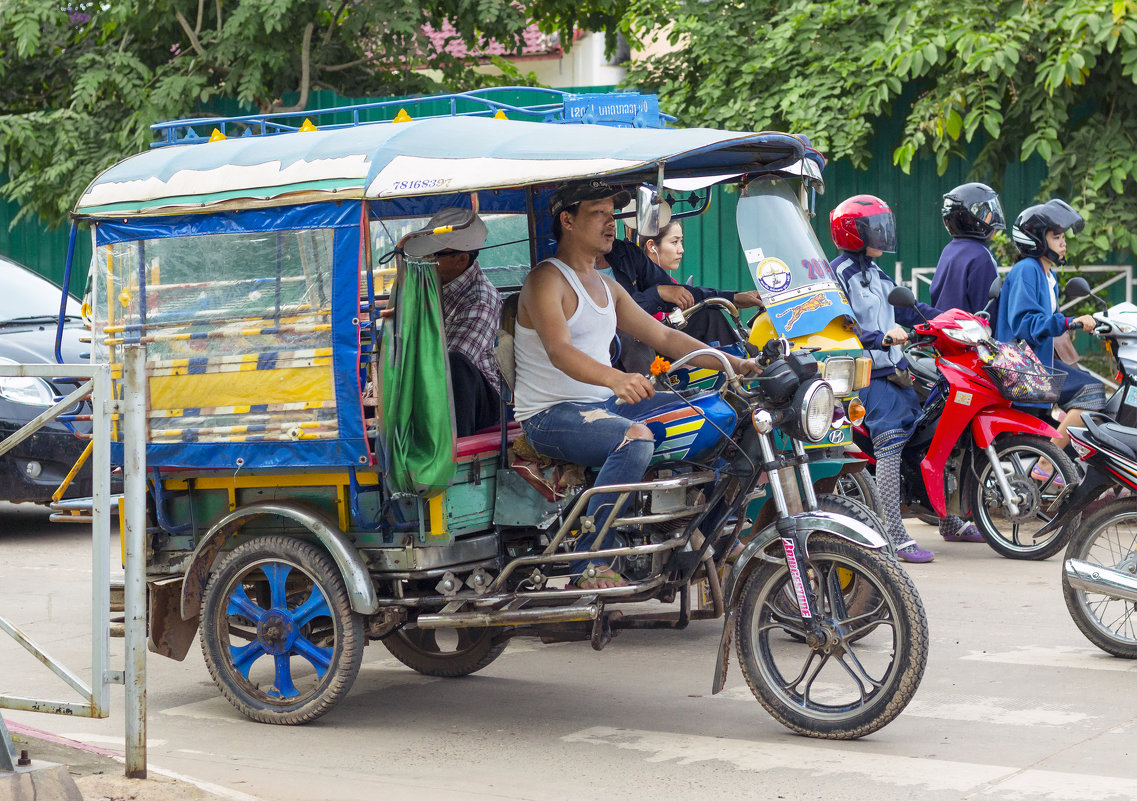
[0, 712, 17, 772]
[122, 345, 147, 779]
[92, 364, 112, 717]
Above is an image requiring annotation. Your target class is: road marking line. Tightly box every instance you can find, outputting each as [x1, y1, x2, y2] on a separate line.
[562, 726, 1137, 798]
[963, 645, 1137, 672]
[144, 763, 266, 801]
[712, 685, 1095, 726]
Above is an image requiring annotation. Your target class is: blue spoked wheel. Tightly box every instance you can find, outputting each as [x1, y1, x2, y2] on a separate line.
[200, 536, 364, 724]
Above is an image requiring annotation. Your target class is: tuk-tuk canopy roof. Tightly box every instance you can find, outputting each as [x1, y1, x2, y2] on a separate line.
[75, 115, 820, 217]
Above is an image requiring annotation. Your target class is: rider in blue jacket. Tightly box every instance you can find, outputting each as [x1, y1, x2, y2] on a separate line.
[996, 199, 1101, 480]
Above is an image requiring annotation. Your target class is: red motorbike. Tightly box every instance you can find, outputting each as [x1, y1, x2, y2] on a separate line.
[849, 287, 1078, 560]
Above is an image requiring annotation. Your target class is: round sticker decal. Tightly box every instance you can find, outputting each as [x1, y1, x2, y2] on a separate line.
[756, 257, 791, 293]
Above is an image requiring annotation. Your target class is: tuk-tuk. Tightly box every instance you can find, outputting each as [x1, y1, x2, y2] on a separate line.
[71, 89, 925, 739]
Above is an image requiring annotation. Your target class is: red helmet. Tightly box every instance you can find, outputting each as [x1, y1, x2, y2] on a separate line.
[829, 195, 897, 253]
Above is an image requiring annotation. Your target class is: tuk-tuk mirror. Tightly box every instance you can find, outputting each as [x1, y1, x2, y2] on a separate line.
[622, 196, 671, 234]
[635, 184, 668, 237]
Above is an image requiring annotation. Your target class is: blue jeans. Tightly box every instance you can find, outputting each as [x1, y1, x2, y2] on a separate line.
[520, 394, 675, 577]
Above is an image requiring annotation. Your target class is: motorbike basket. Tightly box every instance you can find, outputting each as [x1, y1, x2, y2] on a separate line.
[982, 360, 1065, 404]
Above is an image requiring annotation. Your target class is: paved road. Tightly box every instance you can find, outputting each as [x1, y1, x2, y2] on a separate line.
[2, 500, 1136, 801]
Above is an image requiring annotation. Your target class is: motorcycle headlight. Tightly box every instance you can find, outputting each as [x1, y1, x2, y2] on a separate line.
[819, 356, 855, 396]
[0, 357, 56, 406]
[944, 319, 990, 344]
[798, 380, 836, 443]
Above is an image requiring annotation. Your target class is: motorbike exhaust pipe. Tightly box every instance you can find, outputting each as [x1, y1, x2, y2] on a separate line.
[414, 604, 599, 629]
[1065, 559, 1137, 604]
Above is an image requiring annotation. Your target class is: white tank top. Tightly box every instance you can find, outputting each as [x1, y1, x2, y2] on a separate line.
[513, 258, 617, 421]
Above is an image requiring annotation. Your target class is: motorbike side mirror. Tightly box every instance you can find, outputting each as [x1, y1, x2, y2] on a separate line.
[887, 286, 917, 309]
[988, 275, 1004, 301]
[634, 184, 672, 238]
[1063, 276, 1091, 300]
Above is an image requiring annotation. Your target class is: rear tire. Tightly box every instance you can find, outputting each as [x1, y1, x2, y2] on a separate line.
[384, 627, 508, 677]
[200, 536, 364, 724]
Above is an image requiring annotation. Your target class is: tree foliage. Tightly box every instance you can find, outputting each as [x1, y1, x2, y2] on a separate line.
[0, 0, 631, 227]
[625, 0, 1137, 263]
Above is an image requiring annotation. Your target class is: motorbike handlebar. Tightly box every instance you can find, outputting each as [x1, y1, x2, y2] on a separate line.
[613, 347, 740, 406]
[667, 347, 739, 379]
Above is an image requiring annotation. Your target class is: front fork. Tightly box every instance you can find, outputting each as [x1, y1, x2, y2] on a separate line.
[758, 434, 822, 623]
[982, 443, 1022, 518]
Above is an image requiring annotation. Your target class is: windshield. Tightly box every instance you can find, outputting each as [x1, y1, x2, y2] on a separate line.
[735, 177, 837, 303]
[0, 256, 80, 321]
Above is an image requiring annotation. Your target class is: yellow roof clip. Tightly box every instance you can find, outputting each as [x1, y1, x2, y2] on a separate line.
[298, 118, 318, 132]
[208, 128, 227, 142]
[393, 109, 413, 123]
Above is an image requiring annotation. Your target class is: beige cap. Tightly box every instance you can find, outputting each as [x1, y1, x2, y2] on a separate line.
[404, 208, 488, 257]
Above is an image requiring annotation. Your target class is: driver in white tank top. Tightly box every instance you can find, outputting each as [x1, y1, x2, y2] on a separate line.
[514, 179, 759, 591]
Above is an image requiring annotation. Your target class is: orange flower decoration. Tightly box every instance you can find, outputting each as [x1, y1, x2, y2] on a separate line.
[650, 355, 672, 376]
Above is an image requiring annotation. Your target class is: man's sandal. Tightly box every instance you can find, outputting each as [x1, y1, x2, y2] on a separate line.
[575, 566, 627, 590]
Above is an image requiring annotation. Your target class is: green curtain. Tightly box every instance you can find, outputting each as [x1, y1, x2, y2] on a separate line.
[381, 261, 455, 491]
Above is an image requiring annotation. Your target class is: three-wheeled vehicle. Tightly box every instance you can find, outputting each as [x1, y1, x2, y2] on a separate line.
[71, 89, 926, 739]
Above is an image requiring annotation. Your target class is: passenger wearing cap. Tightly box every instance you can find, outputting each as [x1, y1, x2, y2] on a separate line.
[405, 208, 502, 437]
[512, 179, 760, 590]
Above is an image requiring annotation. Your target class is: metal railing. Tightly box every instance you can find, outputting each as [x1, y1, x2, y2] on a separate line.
[0, 350, 148, 777]
[150, 87, 674, 147]
[901, 263, 1135, 306]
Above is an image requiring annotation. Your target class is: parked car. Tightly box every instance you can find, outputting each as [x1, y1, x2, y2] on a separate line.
[0, 254, 92, 503]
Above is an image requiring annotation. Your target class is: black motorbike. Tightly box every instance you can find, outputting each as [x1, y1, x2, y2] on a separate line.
[1035, 412, 1137, 656]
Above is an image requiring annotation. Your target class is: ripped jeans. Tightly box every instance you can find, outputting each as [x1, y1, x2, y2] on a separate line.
[520, 394, 675, 577]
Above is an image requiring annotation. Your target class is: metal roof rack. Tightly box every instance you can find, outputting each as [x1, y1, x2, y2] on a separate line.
[150, 87, 675, 148]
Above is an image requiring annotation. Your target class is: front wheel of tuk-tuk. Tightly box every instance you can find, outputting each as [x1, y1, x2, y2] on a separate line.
[200, 535, 365, 725]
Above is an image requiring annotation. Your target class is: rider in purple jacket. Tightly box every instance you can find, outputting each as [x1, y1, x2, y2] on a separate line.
[929, 183, 1005, 316]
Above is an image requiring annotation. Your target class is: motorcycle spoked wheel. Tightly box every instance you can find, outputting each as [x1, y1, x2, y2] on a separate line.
[383, 626, 508, 677]
[971, 434, 1078, 560]
[735, 533, 928, 739]
[1061, 498, 1137, 658]
[200, 536, 365, 725]
[833, 470, 884, 525]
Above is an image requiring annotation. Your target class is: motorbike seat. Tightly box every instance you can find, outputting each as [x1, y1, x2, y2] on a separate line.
[1083, 412, 1137, 461]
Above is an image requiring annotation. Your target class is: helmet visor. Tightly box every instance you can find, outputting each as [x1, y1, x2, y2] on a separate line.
[857, 212, 897, 253]
[1040, 199, 1085, 235]
[969, 197, 1005, 231]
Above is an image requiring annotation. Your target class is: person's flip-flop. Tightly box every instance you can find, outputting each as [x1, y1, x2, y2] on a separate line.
[1029, 464, 1065, 487]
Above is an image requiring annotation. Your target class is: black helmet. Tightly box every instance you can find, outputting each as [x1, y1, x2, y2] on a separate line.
[942, 182, 1005, 239]
[1011, 199, 1084, 265]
